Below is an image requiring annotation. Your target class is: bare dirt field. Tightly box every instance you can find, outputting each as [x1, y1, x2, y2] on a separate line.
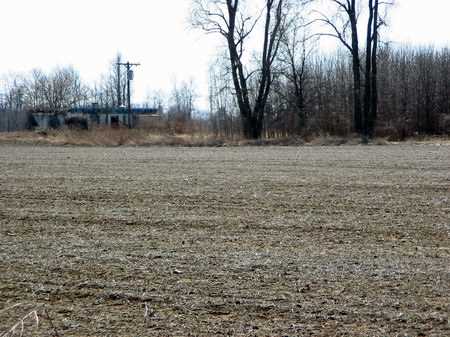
[0, 144, 449, 337]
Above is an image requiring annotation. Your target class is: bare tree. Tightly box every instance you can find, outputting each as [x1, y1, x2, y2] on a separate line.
[208, 53, 238, 137]
[46, 67, 88, 110]
[89, 55, 128, 108]
[167, 79, 197, 132]
[363, 0, 393, 137]
[315, 0, 363, 133]
[169, 79, 196, 121]
[277, 4, 316, 134]
[14, 67, 89, 111]
[193, 0, 287, 139]
[145, 89, 165, 112]
[316, 0, 393, 138]
[2, 75, 26, 110]
[0, 74, 29, 132]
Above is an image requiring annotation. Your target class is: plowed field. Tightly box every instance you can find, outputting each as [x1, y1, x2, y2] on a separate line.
[1, 145, 449, 336]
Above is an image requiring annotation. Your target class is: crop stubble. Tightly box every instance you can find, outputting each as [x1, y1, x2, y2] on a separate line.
[0, 145, 449, 336]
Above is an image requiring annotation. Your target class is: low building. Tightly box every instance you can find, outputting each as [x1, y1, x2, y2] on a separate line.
[28, 106, 160, 130]
[0, 109, 31, 132]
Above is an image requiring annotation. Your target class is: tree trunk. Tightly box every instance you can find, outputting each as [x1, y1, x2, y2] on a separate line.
[369, 0, 379, 136]
[351, 51, 362, 133]
[241, 114, 263, 139]
[349, 6, 362, 133]
[363, 0, 374, 140]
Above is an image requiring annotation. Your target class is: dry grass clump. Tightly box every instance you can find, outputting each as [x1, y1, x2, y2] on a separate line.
[0, 304, 40, 337]
[407, 135, 450, 145]
[236, 137, 305, 146]
[372, 137, 390, 145]
[305, 133, 392, 146]
[305, 133, 362, 146]
[1, 304, 63, 337]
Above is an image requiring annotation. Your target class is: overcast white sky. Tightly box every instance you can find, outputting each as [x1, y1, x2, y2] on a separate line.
[0, 0, 449, 110]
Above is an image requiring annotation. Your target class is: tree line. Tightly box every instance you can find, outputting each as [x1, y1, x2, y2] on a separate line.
[0, 54, 198, 132]
[1, 0, 449, 139]
[197, 0, 450, 140]
[209, 44, 450, 140]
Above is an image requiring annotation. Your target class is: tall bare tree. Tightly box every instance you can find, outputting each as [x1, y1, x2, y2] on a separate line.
[317, 0, 393, 138]
[316, 0, 362, 133]
[169, 79, 196, 121]
[277, 4, 316, 134]
[363, 0, 393, 137]
[17, 67, 89, 110]
[193, 0, 287, 139]
[208, 54, 238, 137]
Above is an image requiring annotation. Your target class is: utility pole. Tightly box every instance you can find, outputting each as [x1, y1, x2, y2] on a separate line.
[117, 61, 140, 128]
[117, 62, 121, 107]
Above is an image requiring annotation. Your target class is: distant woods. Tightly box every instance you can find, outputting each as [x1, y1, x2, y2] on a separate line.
[196, 0, 450, 140]
[0, 57, 197, 133]
[1, 0, 449, 139]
